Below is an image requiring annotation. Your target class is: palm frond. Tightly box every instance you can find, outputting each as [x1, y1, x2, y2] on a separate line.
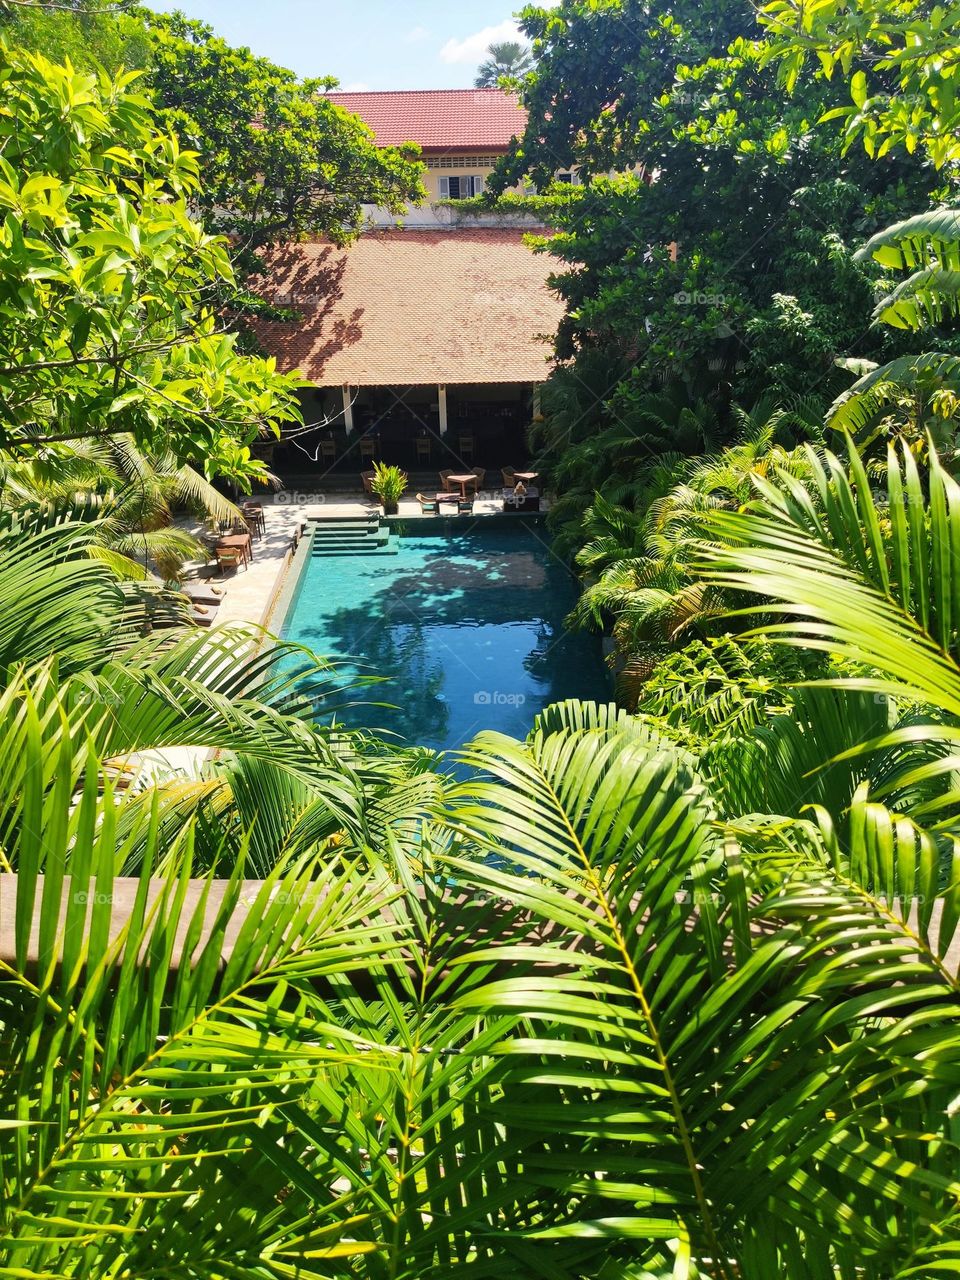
[853, 208, 960, 271]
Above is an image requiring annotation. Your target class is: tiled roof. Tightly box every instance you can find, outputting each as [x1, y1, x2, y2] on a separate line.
[325, 88, 526, 149]
[250, 230, 561, 386]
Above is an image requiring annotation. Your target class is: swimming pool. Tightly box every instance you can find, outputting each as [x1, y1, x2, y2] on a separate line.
[279, 520, 610, 753]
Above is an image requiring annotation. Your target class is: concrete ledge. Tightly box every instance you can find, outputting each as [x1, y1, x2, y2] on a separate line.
[3, 873, 956, 984]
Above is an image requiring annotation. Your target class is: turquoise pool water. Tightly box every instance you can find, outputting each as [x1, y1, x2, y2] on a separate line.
[280, 522, 609, 752]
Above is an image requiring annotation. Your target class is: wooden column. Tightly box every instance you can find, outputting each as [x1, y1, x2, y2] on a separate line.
[438, 384, 448, 436]
[341, 384, 354, 434]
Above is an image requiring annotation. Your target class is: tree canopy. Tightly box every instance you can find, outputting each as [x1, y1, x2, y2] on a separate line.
[1, 4, 427, 252]
[144, 11, 425, 250]
[486, 0, 957, 559]
[0, 41, 303, 483]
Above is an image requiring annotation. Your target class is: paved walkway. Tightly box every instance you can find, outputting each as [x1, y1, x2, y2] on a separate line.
[189, 488, 539, 631]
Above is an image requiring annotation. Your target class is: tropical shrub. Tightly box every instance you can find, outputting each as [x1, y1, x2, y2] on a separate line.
[0, 435, 246, 580]
[370, 461, 409, 511]
[4, 445, 960, 1275]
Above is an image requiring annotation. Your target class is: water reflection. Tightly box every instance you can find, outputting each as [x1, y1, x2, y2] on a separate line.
[282, 527, 610, 751]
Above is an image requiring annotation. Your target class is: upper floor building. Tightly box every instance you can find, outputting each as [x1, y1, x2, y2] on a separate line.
[326, 87, 575, 228]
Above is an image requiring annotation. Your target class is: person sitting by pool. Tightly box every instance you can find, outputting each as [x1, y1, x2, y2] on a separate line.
[514, 480, 527, 497]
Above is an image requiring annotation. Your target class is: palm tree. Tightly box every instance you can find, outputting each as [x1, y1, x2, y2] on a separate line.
[0, 436, 245, 581]
[5, 447, 960, 1274]
[829, 209, 960, 459]
[474, 39, 533, 87]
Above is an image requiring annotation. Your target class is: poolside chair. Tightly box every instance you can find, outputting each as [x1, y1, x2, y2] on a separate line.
[416, 493, 439, 514]
[458, 432, 474, 463]
[215, 547, 244, 576]
[501, 466, 516, 487]
[471, 466, 486, 493]
[439, 469, 458, 493]
[241, 502, 265, 536]
[320, 437, 337, 463]
[457, 497, 474, 515]
[415, 436, 432, 464]
[361, 471, 375, 494]
[360, 435, 377, 463]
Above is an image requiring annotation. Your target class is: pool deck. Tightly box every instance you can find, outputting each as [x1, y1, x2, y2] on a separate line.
[190, 489, 545, 632]
[139, 490, 547, 780]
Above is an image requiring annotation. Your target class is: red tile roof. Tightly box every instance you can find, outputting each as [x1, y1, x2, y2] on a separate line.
[326, 88, 526, 150]
[250, 230, 561, 386]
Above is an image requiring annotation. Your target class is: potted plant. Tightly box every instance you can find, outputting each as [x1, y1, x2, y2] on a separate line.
[370, 461, 408, 515]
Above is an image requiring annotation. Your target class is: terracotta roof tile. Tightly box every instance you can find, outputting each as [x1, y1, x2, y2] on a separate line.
[326, 88, 526, 149]
[250, 229, 561, 386]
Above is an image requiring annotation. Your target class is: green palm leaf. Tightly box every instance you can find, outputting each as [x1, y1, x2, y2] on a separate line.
[854, 208, 960, 271]
[873, 266, 960, 328]
[828, 353, 960, 433]
[436, 722, 960, 1275]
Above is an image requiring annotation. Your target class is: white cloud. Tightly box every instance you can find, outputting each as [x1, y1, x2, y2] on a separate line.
[439, 19, 521, 65]
[405, 25, 431, 43]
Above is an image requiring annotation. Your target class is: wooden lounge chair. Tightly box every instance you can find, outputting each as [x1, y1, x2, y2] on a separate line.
[215, 547, 243, 575]
[439, 469, 458, 493]
[361, 471, 375, 494]
[501, 467, 516, 487]
[416, 493, 439, 514]
[457, 497, 474, 515]
[471, 466, 486, 492]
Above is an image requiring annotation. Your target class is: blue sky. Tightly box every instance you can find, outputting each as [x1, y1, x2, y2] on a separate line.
[149, 1, 543, 90]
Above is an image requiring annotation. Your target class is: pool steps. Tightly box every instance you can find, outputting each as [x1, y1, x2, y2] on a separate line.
[309, 516, 397, 556]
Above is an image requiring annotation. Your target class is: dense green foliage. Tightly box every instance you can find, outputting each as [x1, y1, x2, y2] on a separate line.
[0, 41, 304, 485]
[492, 0, 960, 680]
[759, 0, 960, 169]
[1, 4, 425, 252]
[3, 5, 960, 1277]
[143, 11, 424, 251]
[0, 434, 244, 580]
[0, 0, 151, 73]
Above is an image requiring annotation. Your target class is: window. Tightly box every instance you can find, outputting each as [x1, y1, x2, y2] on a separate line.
[556, 171, 579, 185]
[438, 175, 484, 199]
[425, 155, 496, 169]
